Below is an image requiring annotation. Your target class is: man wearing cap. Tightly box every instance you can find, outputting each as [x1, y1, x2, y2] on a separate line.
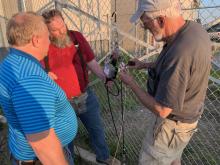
[119, 0, 211, 164]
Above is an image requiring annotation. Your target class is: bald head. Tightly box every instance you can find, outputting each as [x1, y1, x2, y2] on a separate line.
[6, 12, 50, 61]
[7, 12, 47, 46]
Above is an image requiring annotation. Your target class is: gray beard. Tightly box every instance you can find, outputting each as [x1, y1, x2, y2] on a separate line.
[50, 34, 72, 48]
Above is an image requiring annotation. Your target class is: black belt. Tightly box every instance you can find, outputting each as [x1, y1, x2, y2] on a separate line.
[167, 114, 179, 122]
[167, 114, 198, 123]
[10, 154, 42, 165]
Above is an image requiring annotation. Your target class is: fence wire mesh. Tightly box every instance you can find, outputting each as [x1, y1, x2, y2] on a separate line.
[0, 0, 220, 164]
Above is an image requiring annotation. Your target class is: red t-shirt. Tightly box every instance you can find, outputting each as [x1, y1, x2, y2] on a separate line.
[46, 31, 95, 99]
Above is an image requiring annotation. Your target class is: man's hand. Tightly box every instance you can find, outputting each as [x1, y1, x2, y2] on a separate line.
[127, 58, 145, 70]
[105, 78, 114, 88]
[119, 69, 134, 86]
[48, 72, 58, 80]
[127, 58, 154, 70]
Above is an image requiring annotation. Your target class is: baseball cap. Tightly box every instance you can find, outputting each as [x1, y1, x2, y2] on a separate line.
[130, 0, 179, 23]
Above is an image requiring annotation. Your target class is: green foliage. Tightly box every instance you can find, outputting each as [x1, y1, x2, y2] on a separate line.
[210, 68, 220, 79]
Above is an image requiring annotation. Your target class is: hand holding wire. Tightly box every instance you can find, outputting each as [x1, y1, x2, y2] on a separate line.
[126, 58, 143, 70]
[119, 68, 134, 86]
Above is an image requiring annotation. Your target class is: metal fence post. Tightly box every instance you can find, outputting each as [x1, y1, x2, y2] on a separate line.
[55, 0, 63, 11]
[17, 0, 26, 12]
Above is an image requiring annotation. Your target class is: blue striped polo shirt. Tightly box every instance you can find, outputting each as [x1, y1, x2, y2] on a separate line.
[0, 48, 78, 160]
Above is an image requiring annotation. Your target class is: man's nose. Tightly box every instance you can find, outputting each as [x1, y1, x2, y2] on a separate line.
[59, 29, 65, 35]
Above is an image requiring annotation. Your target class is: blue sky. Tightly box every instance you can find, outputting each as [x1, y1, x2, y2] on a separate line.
[199, 0, 220, 24]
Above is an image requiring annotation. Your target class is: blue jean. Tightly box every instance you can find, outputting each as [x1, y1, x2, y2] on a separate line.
[69, 88, 109, 161]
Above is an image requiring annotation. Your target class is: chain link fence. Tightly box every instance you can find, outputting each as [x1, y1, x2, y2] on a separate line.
[0, 0, 220, 164]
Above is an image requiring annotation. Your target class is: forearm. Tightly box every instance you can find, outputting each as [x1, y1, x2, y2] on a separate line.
[87, 59, 106, 81]
[129, 81, 172, 118]
[27, 128, 68, 165]
[140, 62, 155, 69]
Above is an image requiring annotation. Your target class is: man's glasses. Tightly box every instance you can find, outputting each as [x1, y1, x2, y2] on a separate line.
[139, 17, 157, 29]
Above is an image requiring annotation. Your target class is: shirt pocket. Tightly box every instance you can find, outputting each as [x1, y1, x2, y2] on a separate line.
[168, 126, 197, 149]
[153, 120, 197, 152]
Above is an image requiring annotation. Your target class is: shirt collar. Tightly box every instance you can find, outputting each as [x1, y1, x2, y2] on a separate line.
[9, 48, 42, 68]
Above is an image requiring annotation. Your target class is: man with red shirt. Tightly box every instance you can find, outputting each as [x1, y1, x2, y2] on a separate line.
[42, 9, 113, 164]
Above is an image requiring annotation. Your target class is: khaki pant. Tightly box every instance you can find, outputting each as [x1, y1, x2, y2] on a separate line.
[139, 114, 198, 165]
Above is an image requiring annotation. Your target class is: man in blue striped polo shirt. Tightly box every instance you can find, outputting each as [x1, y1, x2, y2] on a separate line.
[0, 12, 77, 165]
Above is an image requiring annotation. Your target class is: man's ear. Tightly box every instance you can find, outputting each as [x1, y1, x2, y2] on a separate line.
[157, 16, 165, 28]
[32, 35, 40, 47]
